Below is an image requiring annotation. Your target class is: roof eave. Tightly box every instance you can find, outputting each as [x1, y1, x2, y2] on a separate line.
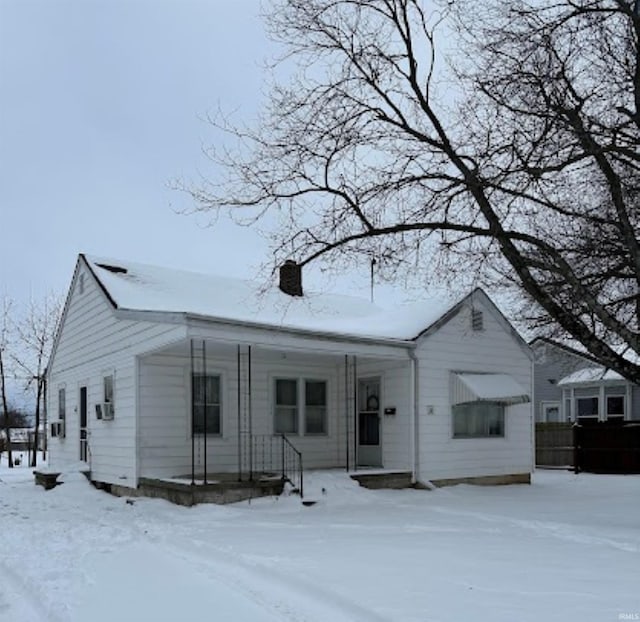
[113, 307, 415, 349]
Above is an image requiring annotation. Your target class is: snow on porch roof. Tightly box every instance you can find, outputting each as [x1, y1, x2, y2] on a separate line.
[452, 373, 530, 405]
[83, 255, 457, 342]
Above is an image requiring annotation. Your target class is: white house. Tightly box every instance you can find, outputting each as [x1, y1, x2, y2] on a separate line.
[46, 254, 533, 502]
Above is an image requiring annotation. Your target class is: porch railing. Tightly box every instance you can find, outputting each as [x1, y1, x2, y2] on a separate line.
[251, 434, 303, 498]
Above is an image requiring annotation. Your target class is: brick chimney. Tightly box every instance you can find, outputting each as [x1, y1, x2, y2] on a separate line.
[279, 260, 303, 296]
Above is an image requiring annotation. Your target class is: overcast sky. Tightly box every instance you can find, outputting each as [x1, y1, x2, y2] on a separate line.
[2, 0, 405, 310]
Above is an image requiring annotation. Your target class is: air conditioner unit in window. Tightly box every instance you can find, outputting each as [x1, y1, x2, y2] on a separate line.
[100, 402, 114, 421]
[50, 421, 65, 438]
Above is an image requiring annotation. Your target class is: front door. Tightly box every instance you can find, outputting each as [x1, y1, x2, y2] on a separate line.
[79, 385, 88, 462]
[358, 377, 382, 467]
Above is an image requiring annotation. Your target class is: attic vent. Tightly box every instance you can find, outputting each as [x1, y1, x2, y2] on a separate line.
[96, 263, 128, 275]
[471, 308, 484, 331]
[279, 260, 303, 297]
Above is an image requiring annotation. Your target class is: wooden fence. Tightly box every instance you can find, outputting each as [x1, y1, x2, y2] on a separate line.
[535, 422, 574, 468]
[574, 422, 640, 474]
[536, 421, 640, 473]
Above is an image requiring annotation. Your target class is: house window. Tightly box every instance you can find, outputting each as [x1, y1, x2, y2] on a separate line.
[542, 402, 561, 422]
[58, 387, 66, 421]
[305, 380, 327, 434]
[274, 378, 299, 434]
[274, 378, 328, 435]
[576, 396, 598, 423]
[103, 375, 114, 403]
[453, 401, 504, 438]
[606, 395, 625, 421]
[192, 374, 221, 435]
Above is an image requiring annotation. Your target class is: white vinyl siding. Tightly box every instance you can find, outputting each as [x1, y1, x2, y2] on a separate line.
[46, 262, 186, 487]
[415, 294, 533, 482]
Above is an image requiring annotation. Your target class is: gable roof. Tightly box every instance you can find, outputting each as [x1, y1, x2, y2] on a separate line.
[52, 254, 527, 354]
[82, 254, 458, 342]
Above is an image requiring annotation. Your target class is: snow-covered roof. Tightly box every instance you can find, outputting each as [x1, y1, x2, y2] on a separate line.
[558, 367, 625, 386]
[83, 255, 459, 342]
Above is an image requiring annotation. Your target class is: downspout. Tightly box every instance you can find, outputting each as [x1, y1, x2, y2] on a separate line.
[530, 357, 535, 474]
[409, 350, 419, 484]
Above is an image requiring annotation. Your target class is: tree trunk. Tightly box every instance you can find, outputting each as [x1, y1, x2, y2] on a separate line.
[0, 350, 13, 468]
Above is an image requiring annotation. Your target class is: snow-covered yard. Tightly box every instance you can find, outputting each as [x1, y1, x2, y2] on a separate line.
[0, 461, 638, 622]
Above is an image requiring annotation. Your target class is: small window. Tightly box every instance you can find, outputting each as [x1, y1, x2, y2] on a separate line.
[275, 378, 299, 434]
[606, 395, 625, 421]
[471, 308, 484, 331]
[58, 388, 66, 421]
[103, 375, 114, 403]
[542, 402, 561, 422]
[78, 273, 85, 294]
[576, 396, 598, 422]
[305, 380, 327, 434]
[453, 401, 504, 438]
[192, 374, 221, 435]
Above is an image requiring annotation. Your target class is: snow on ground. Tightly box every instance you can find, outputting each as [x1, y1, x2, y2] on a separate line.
[0, 460, 638, 622]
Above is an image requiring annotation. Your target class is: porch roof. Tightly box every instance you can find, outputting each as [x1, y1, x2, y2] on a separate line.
[83, 254, 456, 342]
[558, 367, 625, 386]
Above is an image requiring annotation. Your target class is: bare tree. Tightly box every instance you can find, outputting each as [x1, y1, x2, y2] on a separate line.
[13, 293, 62, 467]
[0, 296, 14, 467]
[185, 0, 640, 382]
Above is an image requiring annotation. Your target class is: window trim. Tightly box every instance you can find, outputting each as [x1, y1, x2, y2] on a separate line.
[191, 371, 223, 437]
[541, 401, 561, 423]
[606, 394, 625, 420]
[452, 400, 506, 439]
[575, 395, 599, 422]
[58, 385, 66, 421]
[272, 376, 329, 437]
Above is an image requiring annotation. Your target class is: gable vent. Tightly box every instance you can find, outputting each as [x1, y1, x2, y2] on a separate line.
[279, 260, 303, 297]
[471, 308, 484, 331]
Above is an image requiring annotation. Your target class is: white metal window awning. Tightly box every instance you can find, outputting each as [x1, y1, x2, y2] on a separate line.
[452, 373, 530, 405]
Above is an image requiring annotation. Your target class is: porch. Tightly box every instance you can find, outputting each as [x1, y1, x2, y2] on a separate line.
[135, 336, 414, 502]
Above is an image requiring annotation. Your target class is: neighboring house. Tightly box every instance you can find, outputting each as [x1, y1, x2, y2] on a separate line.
[531, 337, 640, 424]
[0, 428, 34, 452]
[46, 254, 533, 498]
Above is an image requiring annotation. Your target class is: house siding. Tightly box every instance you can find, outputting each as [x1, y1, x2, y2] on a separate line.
[532, 342, 593, 421]
[138, 349, 350, 478]
[414, 296, 533, 483]
[46, 261, 186, 486]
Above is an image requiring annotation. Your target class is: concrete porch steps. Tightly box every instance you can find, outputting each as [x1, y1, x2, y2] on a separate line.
[350, 470, 414, 490]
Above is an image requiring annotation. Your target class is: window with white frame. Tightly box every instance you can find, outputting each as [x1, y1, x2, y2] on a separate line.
[542, 401, 561, 422]
[453, 401, 504, 438]
[192, 374, 221, 435]
[103, 375, 114, 404]
[606, 395, 625, 420]
[305, 380, 327, 434]
[274, 378, 328, 435]
[576, 396, 598, 422]
[58, 387, 66, 421]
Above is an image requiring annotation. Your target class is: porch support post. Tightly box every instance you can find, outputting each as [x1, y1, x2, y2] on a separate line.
[248, 345, 253, 480]
[237, 344, 241, 481]
[202, 340, 208, 484]
[409, 352, 419, 484]
[352, 355, 357, 471]
[344, 355, 349, 471]
[190, 338, 195, 486]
